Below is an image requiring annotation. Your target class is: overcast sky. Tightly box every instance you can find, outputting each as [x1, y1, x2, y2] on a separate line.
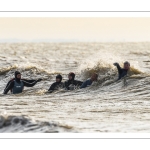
[0, 17, 150, 42]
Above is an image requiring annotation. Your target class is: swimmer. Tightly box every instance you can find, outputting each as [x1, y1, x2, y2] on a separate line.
[113, 61, 130, 80]
[64, 72, 83, 90]
[48, 74, 64, 93]
[80, 73, 98, 89]
[3, 71, 42, 94]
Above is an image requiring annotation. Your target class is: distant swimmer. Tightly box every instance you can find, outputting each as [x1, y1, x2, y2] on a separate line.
[113, 61, 130, 80]
[48, 74, 64, 93]
[80, 73, 98, 89]
[3, 71, 42, 94]
[64, 72, 83, 90]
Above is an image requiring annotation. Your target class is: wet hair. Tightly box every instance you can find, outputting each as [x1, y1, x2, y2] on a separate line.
[124, 61, 130, 66]
[56, 74, 62, 81]
[69, 72, 75, 80]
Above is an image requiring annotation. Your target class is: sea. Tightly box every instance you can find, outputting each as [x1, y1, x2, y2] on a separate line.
[0, 42, 150, 132]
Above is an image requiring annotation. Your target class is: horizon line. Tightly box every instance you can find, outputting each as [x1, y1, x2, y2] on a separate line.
[0, 38, 150, 43]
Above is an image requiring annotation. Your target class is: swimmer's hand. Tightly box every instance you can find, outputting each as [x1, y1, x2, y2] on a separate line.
[113, 62, 119, 66]
[37, 78, 42, 82]
[47, 90, 53, 93]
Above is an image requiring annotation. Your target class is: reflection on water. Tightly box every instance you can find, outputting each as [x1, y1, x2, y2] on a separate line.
[0, 42, 150, 132]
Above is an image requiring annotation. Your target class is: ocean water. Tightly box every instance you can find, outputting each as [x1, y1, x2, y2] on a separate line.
[0, 42, 150, 132]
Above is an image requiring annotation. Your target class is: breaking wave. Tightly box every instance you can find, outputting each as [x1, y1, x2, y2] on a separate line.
[0, 115, 74, 133]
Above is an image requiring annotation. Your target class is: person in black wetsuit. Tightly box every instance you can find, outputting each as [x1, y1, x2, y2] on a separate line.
[3, 71, 42, 94]
[48, 74, 64, 93]
[113, 61, 130, 80]
[4, 75, 37, 93]
[64, 72, 83, 90]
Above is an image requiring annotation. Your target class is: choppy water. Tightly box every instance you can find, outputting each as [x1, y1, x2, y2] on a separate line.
[0, 42, 150, 132]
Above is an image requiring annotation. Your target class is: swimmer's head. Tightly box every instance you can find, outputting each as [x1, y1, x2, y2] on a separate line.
[68, 72, 75, 80]
[15, 71, 21, 79]
[91, 73, 98, 81]
[56, 74, 62, 83]
[124, 61, 130, 70]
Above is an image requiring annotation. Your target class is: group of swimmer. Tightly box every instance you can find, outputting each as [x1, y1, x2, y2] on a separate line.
[3, 61, 130, 95]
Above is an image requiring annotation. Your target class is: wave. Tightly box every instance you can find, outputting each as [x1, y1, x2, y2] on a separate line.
[81, 60, 142, 78]
[129, 67, 143, 75]
[81, 61, 113, 78]
[0, 64, 61, 78]
[79, 58, 146, 89]
[0, 115, 74, 133]
[0, 66, 17, 75]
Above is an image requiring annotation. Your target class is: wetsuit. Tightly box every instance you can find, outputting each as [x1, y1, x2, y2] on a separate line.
[80, 79, 93, 89]
[48, 82, 64, 92]
[4, 79, 40, 94]
[3, 79, 40, 94]
[48, 74, 64, 92]
[64, 80, 83, 90]
[64, 72, 83, 90]
[4, 78, 36, 93]
[115, 63, 128, 80]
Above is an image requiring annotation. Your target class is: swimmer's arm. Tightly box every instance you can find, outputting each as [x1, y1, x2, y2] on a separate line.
[23, 81, 37, 87]
[76, 81, 83, 86]
[116, 64, 121, 71]
[22, 79, 36, 83]
[61, 82, 65, 89]
[3, 81, 14, 94]
[80, 80, 88, 89]
[114, 63, 122, 73]
[48, 83, 55, 91]
[64, 81, 69, 90]
[4, 79, 14, 91]
[23, 79, 42, 87]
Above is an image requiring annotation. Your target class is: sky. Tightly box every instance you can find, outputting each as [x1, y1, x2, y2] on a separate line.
[0, 17, 150, 42]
